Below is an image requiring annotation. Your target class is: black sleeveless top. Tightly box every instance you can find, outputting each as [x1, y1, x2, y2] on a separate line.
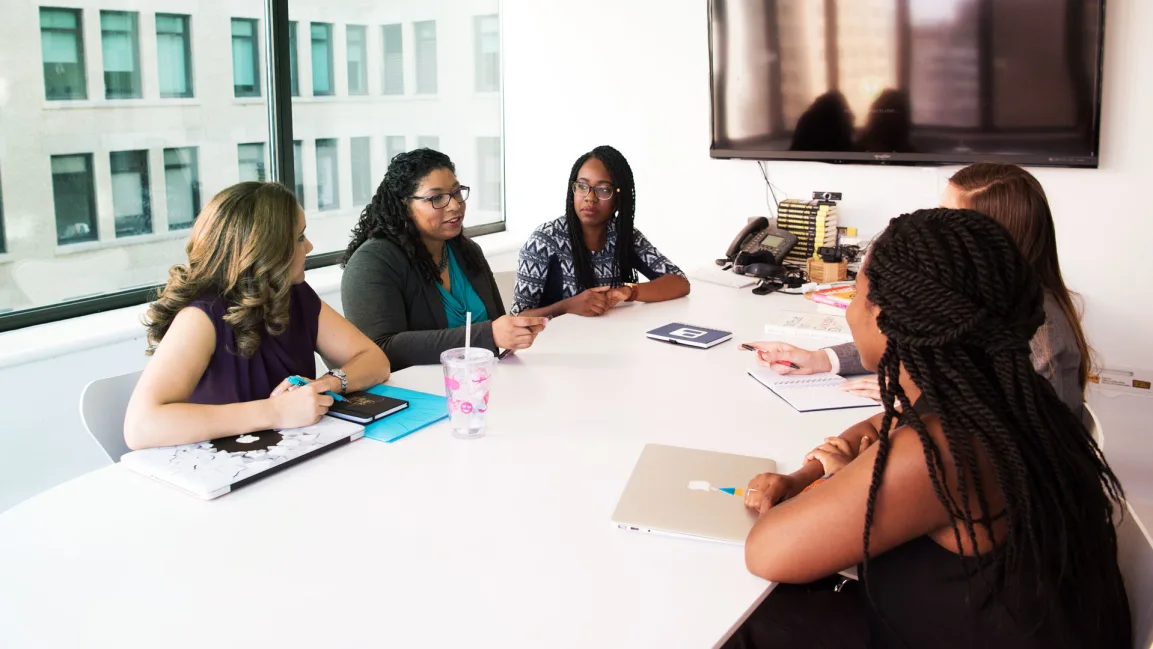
[862, 400, 1131, 649]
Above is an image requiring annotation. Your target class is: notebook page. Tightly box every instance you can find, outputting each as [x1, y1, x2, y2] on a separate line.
[748, 368, 878, 412]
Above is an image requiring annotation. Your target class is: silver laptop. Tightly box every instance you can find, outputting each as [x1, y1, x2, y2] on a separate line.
[121, 416, 365, 500]
[611, 444, 778, 544]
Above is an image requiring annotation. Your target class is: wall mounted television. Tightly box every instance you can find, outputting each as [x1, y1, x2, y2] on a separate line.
[708, 0, 1106, 167]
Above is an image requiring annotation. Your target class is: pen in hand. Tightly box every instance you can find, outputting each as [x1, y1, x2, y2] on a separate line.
[287, 375, 345, 401]
[741, 344, 802, 370]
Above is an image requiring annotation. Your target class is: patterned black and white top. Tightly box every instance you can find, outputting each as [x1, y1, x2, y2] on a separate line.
[511, 216, 685, 315]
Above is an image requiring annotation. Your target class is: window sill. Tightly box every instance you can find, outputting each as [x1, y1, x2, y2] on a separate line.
[42, 98, 202, 110]
[55, 230, 190, 256]
[0, 229, 523, 370]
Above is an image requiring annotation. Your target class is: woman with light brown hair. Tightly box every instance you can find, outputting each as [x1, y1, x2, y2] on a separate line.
[125, 182, 390, 450]
[747, 162, 1091, 417]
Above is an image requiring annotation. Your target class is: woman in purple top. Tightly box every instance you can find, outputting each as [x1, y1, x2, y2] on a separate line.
[125, 182, 390, 450]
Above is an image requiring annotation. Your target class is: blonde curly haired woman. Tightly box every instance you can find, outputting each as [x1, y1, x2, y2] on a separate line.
[125, 182, 390, 450]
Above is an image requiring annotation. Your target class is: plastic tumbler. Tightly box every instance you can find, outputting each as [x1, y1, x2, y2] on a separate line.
[440, 347, 496, 439]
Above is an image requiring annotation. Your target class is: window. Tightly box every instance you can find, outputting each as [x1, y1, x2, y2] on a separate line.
[385, 136, 405, 163]
[100, 11, 141, 99]
[156, 14, 193, 98]
[417, 136, 439, 150]
[0, 172, 6, 254]
[347, 25, 367, 95]
[232, 18, 260, 97]
[477, 137, 502, 211]
[110, 150, 152, 237]
[290, 140, 305, 206]
[474, 15, 499, 92]
[351, 137, 372, 205]
[289, 22, 299, 96]
[238, 143, 267, 182]
[316, 138, 340, 211]
[51, 154, 98, 245]
[415, 21, 437, 94]
[311, 22, 334, 96]
[40, 7, 87, 100]
[382, 24, 404, 95]
[164, 148, 200, 230]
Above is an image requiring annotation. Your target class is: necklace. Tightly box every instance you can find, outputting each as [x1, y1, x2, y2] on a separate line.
[437, 244, 449, 273]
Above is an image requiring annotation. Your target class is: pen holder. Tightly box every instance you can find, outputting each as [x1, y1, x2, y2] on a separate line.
[806, 258, 848, 284]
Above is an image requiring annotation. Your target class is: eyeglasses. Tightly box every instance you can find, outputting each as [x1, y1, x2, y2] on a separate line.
[572, 181, 617, 201]
[411, 186, 470, 209]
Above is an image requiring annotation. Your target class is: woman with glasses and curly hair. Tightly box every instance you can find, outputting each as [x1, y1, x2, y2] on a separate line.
[341, 148, 547, 371]
[125, 182, 390, 450]
[511, 145, 690, 318]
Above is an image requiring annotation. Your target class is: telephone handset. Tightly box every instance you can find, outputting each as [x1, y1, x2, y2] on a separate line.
[719, 217, 799, 275]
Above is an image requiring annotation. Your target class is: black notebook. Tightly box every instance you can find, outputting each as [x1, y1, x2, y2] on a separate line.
[327, 392, 409, 424]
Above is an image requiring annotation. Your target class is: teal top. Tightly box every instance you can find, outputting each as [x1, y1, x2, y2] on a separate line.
[437, 246, 490, 328]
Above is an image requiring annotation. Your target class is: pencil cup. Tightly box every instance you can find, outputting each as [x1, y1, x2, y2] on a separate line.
[440, 348, 496, 440]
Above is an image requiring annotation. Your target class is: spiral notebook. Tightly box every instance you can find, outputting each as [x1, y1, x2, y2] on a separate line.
[747, 367, 878, 412]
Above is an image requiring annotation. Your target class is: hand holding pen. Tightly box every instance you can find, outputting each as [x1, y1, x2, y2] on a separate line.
[740, 341, 831, 375]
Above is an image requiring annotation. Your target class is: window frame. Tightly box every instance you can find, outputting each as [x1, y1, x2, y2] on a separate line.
[315, 138, 340, 211]
[100, 10, 143, 100]
[474, 14, 500, 93]
[346, 24, 368, 95]
[381, 23, 405, 95]
[109, 149, 153, 238]
[50, 153, 99, 246]
[39, 6, 88, 101]
[310, 22, 335, 97]
[155, 13, 194, 99]
[414, 20, 438, 95]
[163, 146, 201, 231]
[1, 0, 504, 333]
[231, 17, 261, 98]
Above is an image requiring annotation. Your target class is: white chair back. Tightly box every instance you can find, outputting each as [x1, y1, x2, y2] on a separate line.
[1118, 502, 1153, 649]
[1084, 402, 1105, 449]
[79, 371, 142, 462]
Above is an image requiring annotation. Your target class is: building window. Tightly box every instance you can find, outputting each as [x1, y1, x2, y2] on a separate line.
[40, 7, 87, 100]
[316, 138, 340, 211]
[351, 137, 372, 205]
[382, 24, 404, 95]
[474, 15, 499, 92]
[238, 142, 267, 182]
[111, 150, 152, 237]
[164, 147, 200, 230]
[231, 18, 260, 97]
[477, 137, 502, 211]
[415, 21, 437, 94]
[289, 21, 299, 96]
[51, 154, 98, 245]
[386, 136, 405, 163]
[156, 14, 193, 99]
[100, 11, 142, 99]
[417, 136, 439, 150]
[311, 22, 334, 96]
[293, 140, 304, 204]
[347, 25, 367, 95]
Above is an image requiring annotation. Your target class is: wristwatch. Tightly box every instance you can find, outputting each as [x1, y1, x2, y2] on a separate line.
[624, 283, 639, 302]
[324, 368, 348, 394]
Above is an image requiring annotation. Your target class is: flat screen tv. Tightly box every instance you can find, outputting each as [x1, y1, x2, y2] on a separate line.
[708, 0, 1107, 167]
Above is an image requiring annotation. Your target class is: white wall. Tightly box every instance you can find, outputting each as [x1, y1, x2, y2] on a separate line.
[501, 0, 1153, 372]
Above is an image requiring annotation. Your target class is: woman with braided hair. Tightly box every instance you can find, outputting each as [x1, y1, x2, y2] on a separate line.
[511, 145, 690, 318]
[341, 148, 547, 371]
[727, 209, 1130, 649]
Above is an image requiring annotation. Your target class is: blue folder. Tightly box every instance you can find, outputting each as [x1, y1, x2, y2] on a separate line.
[362, 384, 448, 443]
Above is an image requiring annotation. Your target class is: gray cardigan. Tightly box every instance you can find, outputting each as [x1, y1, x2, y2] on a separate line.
[341, 237, 506, 371]
[827, 292, 1083, 416]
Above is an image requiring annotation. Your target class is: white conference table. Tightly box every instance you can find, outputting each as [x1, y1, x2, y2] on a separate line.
[0, 282, 878, 649]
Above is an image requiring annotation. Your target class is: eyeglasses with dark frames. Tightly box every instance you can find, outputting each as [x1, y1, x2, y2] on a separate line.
[572, 181, 617, 201]
[410, 185, 470, 209]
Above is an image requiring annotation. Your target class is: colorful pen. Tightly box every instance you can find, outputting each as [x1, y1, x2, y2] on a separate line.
[287, 375, 345, 401]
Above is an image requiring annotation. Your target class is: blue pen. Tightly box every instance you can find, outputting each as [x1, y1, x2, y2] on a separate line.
[288, 375, 345, 401]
